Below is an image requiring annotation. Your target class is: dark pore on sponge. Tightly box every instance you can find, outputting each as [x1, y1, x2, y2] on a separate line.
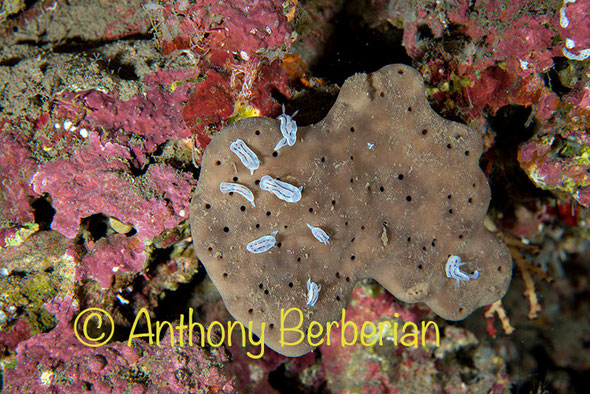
[190, 64, 512, 357]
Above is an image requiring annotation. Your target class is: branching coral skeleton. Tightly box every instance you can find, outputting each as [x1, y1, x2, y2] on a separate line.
[484, 232, 553, 336]
[485, 300, 515, 336]
[501, 234, 552, 320]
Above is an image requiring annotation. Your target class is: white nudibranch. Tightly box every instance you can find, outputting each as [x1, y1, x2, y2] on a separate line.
[306, 279, 321, 306]
[259, 175, 302, 203]
[230, 139, 259, 174]
[274, 104, 299, 151]
[445, 255, 479, 286]
[306, 223, 330, 245]
[219, 182, 256, 207]
[247, 231, 278, 254]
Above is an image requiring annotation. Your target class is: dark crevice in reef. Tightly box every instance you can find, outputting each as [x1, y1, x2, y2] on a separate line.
[440, 24, 471, 56]
[23, 0, 38, 12]
[270, 88, 290, 112]
[269, 361, 326, 393]
[310, 1, 411, 86]
[151, 261, 208, 323]
[10, 33, 153, 54]
[510, 345, 551, 393]
[454, 347, 477, 371]
[509, 344, 590, 394]
[508, 265, 590, 394]
[414, 22, 471, 61]
[167, 154, 201, 180]
[96, 51, 139, 81]
[144, 246, 175, 276]
[0, 57, 23, 67]
[416, 24, 434, 41]
[126, 147, 153, 178]
[51, 33, 153, 54]
[272, 87, 339, 127]
[126, 140, 200, 180]
[541, 57, 573, 98]
[481, 105, 553, 220]
[289, 0, 410, 125]
[9, 39, 47, 48]
[125, 227, 137, 237]
[268, 364, 302, 393]
[81, 213, 110, 242]
[32, 194, 56, 230]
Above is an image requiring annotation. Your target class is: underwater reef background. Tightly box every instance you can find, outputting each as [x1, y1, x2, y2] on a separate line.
[0, 0, 589, 392]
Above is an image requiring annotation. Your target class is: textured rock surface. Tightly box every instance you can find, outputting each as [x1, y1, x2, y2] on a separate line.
[3, 297, 236, 392]
[190, 64, 512, 356]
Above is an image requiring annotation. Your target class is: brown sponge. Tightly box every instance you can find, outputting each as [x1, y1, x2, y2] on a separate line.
[190, 64, 512, 357]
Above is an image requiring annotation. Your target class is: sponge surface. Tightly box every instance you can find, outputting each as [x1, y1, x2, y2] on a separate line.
[190, 64, 512, 357]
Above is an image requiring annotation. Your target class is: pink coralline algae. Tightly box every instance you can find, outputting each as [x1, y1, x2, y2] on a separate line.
[77, 234, 147, 289]
[559, 0, 590, 60]
[457, 67, 559, 122]
[317, 285, 510, 392]
[518, 134, 590, 208]
[398, 0, 560, 76]
[319, 285, 436, 392]
[387, 0, 564, 126]
[31, 132, 195, 240]
[82, 86, 193, 162]
[143, 0, 293, 148]
[155, 0, 291, 59]
[52, 70, 195, 161]
[0, 319, 32, 354]
[181, 69, 236, 148]
[27, 0, 294, 243]
[3, 296, 236, 392]
[383, 0, 590, 210]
